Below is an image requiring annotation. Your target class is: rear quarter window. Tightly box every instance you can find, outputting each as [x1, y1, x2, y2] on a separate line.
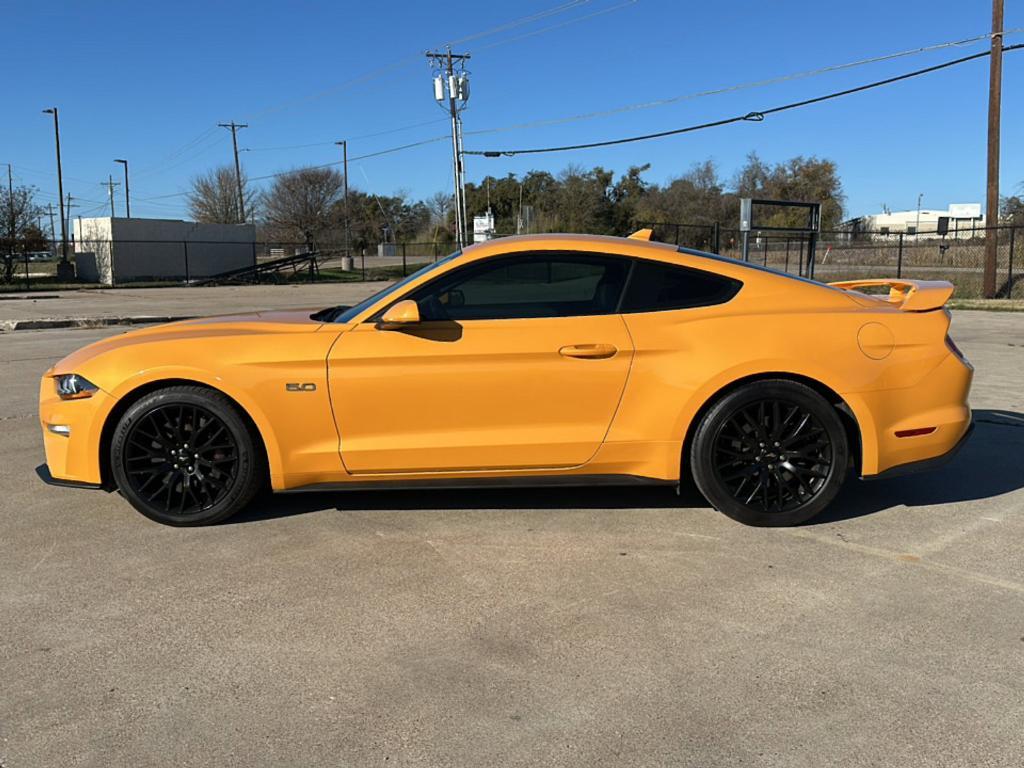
[620, 259, 741, 313]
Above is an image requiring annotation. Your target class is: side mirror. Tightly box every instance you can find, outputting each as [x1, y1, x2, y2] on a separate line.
[379, 299, 420, 327]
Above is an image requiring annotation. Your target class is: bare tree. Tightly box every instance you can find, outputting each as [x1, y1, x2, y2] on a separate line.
[186, 166, 258, 224]
[1, 183, 46, 283]
[262, 167, 345, 249]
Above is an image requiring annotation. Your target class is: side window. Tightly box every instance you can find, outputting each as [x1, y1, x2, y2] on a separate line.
[405, 253, 630, 321]
[620, 259, 741, 313]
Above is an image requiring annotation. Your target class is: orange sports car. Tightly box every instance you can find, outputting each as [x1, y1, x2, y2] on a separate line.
[38, 230, 973, 527]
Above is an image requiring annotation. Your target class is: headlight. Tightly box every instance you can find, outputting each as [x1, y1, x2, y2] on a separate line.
[54, 373, 99, 400]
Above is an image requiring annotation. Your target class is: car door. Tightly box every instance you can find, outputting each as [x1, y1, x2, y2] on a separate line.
[328, 252, 634, 474]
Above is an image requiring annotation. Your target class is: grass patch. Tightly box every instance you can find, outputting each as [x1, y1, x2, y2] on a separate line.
[948, 298, 1024, 312]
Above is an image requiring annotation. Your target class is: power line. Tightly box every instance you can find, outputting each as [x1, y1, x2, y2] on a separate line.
[473, 0, 638, 53]
[171, 29, 1021, 174]
[246, 136, 450, 182]
[466, 28, 1024, 137]
[243, 118, 450, 152]
[243, 0, 634, 119]
[469, 44, 1024, 157]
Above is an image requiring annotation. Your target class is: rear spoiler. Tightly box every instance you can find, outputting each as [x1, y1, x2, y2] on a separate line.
[827, 279, 954, 312]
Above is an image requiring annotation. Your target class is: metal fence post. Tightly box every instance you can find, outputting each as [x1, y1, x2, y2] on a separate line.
[23, 250, 30, 291]
[183, 241, 190, 284]
[897, 233, 904, 279]
[361, 248, 366, 281]
[784, 238, 791, 273]
[762, 238, 768, 267]
[402, 243, 407, 276]
[809, 231, 819, 280]
[252, 242, 259, 284]
[713, 222, 720, 255]
[1008, 225, 1016, 299]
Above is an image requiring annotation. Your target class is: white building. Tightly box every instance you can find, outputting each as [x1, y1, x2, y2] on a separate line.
[847, 203, 985, 239]
[473, 209, 496, 243]
[73, 217, 256, 285]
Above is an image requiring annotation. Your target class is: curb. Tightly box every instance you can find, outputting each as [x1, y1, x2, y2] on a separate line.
[0, 315, 194, 333]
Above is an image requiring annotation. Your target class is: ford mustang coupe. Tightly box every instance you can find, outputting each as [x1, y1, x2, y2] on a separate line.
[38, 230, 973, 527]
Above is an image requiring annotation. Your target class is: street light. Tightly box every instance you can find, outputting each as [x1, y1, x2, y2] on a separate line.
[42, 107, 73, 279]
[114, 159, 130, 218]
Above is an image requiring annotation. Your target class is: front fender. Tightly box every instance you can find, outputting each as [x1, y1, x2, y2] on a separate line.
[107, 367, 285, 481]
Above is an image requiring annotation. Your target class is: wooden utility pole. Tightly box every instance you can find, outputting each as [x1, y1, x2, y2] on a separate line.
[983, 0, 1003, 298]
[102, 175, 121, 217]
[219, 121, 249, 223]
[335, 140, 351, 259]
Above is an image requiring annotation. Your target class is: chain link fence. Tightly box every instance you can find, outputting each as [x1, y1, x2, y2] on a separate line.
[641, 223, 1022, 299]
[4, 227, 1022, 299]
[0, 239, 452, 290]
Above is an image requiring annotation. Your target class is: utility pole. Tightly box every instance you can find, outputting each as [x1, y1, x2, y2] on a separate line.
[983, 0, 1003, 298]
[219, 121, 248, 223]
[427, 48, 471, 249]
[103, 175, 121, 217]
[65, 194, 76, 251]
[114, 159, 130, 218]
[335, 140, 351, 259]
[46, 203, 56, 245]
[916, 193, 923, 235]
[6, 164, 14, 265]
[42, 107, 71, 278]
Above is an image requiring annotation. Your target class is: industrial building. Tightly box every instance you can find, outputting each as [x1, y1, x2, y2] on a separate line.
[845, 203, 985, 239]
[73, 218, 256, 285]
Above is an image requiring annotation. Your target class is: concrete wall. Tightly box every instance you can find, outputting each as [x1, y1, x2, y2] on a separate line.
[74, 218, 255, 285]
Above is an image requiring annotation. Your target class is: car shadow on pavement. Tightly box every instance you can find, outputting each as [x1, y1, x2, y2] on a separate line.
[810, 409, 1024, 525]
[230, 409, 1024, 526]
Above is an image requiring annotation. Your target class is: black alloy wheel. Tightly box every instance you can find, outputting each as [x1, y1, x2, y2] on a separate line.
[111, 386, 263, 525]
[690, 380, 848, 526]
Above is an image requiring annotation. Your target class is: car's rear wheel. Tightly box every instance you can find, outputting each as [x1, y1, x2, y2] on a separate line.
[110, 386, 263, 526]
[690, 380, 848, 527]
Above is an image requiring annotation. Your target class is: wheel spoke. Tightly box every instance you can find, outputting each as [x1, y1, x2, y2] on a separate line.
[713, 397, 834, 515]
[122, 402, 239, 517]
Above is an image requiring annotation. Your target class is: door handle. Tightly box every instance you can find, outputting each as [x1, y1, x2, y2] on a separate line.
[559, 343, 617, 360]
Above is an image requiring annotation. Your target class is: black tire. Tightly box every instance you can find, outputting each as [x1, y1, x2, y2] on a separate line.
[110, 385, 264, 526]
[690, 380, 848, 527]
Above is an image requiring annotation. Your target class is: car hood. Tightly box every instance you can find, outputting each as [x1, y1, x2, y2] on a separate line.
[49, 308, 327, 375]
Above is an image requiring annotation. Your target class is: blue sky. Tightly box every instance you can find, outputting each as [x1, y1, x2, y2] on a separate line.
[2, 0, 1022, 222]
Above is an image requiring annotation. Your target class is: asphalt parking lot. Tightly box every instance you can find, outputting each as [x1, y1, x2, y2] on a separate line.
[2, 311, 1023, 767]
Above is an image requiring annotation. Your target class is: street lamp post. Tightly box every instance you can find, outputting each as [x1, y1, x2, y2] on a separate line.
[114, 159, 130, 218]
[42, 107, 73, 280]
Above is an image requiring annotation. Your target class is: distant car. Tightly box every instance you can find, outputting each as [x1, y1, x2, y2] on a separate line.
[38, 230, 973, 527]
[26, 251, 54, 262]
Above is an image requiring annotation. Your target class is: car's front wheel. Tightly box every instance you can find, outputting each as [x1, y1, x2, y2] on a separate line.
[690, 380, 848, 526]
[110, 385, 264, 526]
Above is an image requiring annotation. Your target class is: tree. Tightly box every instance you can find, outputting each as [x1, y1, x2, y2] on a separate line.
[1001, 187, 1024, 226]
[732, 153, 845, 229]
[426, 191, 454, 242]
[262, 167, 345, 248]
[186, 166, 257, 224]
[1, 183, 47, 283]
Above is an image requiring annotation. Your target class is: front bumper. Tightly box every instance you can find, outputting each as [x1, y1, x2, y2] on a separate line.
[36, 463, 105, 490]
[38, 374, 117, 486]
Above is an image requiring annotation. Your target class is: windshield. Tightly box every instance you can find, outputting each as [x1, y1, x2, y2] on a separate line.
[327, 250, 462, 323]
